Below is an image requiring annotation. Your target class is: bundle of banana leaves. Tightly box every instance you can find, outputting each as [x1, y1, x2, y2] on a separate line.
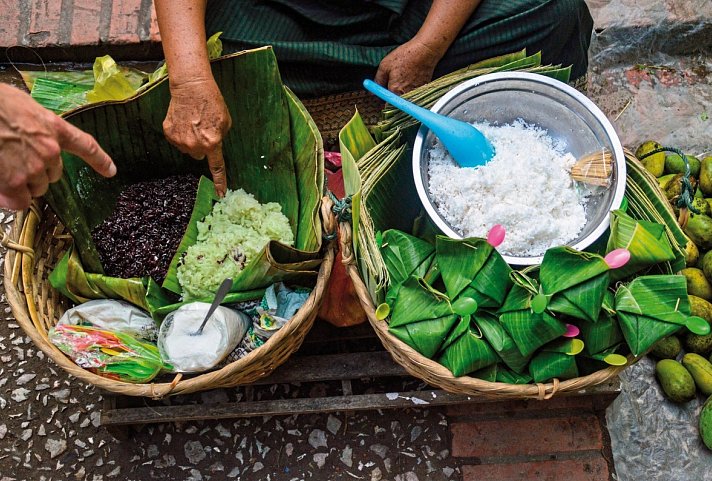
[48, 47, 324, 318]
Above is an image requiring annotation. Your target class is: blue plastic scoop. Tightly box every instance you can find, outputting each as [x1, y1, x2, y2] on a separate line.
[363, 79, 495, 167]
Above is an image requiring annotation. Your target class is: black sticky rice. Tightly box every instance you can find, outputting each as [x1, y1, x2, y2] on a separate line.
[92, 175, 200, 283]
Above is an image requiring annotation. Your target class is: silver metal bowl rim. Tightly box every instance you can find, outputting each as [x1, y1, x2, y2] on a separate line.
[412, 71, 627, 266]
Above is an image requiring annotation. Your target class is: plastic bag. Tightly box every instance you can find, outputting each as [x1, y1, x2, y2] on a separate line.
[58, 299, 158, 342]
[606, 357, 712, 480]
[49, 324, 167, 383]
[158, 303, 250, 373]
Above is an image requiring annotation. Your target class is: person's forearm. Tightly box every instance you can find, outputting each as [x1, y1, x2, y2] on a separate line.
[155, 0, 211, 86]
[414, 0, 481, 59]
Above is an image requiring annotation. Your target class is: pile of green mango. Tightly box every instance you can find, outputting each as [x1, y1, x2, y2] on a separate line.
[637, 140, 712, 450]
[636, 141, 712, 251]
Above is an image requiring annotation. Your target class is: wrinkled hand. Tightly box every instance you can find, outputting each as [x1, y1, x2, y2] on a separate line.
[375, 38, 443, 95]
[163, 78, 232, 197]
[0, 84, 116, 211]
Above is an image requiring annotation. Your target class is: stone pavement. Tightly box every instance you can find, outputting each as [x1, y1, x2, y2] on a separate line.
[0, 1, 711, 480]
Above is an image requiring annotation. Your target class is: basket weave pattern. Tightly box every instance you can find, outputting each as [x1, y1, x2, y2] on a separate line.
[3, 199, 336, 398]
[338, 221, 626, 400]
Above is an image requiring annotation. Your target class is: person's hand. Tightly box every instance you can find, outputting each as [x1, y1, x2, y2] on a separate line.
[163, 77, 232, 197]
[375, 38, 443, 95]
[0, 84, 116, 211]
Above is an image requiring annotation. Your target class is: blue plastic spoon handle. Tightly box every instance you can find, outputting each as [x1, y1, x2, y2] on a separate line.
[364, 79, 452, 136]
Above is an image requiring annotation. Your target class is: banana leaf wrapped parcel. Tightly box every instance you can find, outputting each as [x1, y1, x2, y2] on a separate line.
[606, 210, 676, 281]
[387, 277, 458, 359]
[539, 247, 611, 323]
[436, 313, 499, 377]
[498, 271, 567, 357]
[577, 291, 624, 356]
[436, 236, 512, 309]
[529, 338, 583, 383]
[615, 275, 704, 356]
[380, 230, 437, 306]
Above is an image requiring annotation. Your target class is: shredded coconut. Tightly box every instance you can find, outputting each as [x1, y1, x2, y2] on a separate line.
[427, 119, 587, 257]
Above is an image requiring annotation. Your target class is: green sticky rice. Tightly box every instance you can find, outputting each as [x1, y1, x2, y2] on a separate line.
[177, 189, 294, 300]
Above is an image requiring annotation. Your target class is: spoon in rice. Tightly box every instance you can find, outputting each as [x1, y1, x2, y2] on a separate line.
[192, 278, 233, 336]
[363, 79, 495, 168]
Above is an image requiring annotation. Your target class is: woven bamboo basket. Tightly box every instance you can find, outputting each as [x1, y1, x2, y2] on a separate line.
[338, 221, 628, 400]
[2, 197, 337, 398]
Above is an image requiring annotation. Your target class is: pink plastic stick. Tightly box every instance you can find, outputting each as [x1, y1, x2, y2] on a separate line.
[604, 248, 631, 269]
[563, 324, 580, 338]
[486, 224, 506, 247]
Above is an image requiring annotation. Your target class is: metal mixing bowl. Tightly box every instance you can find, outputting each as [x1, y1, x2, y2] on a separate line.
[412, 72, 626, 265]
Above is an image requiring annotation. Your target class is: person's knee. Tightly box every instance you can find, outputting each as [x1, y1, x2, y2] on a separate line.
[554, 0, 593, 31]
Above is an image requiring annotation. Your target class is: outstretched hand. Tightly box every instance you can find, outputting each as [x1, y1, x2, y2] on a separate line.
[163, 77, 232, 197]
[0, 84, 116, 211]
[374, 38, 442, 95]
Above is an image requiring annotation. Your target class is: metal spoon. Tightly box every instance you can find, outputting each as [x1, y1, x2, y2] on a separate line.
[362, 79, 495, 168]
[192, 278, 233, 336]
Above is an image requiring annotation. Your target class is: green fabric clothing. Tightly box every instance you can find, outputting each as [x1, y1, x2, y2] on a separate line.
[206, 0, 593, 97]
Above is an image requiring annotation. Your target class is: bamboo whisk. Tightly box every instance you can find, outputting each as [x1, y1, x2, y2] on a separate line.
[570, 149, 613, 187]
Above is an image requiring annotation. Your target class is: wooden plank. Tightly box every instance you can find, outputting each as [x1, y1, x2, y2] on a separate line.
[250, 351, 407, 385]
[101, 381, 621, 427]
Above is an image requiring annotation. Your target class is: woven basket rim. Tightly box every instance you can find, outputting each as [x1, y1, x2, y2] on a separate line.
[4, 198, 337, 398]
[338, 221, 627, 400]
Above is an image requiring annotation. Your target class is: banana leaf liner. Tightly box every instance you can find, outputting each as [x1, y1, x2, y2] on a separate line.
[539, 247, 611, 323]
[606, 210, 676, 281]
[44, 47, 324, 313]
[380, 230, 437, 306]
[436, 313, 498, 377]
[614, 275, 692, 356]
[388, 276, 458, 359]
[528, 338, 583, 383]
[436, 236, 512, 309]
[498, 270, 567, 357]
[471, 364, 498, 382]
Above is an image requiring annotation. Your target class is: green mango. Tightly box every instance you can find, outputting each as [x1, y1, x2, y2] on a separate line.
[686, 240, 700, 267]
[692, 198, 712, 216]
[655, 359, 696, 403]
[685, 332, 712, 356]
[702, 251, 712, 284]
[658, 174, 676, 190]
[681, 268, 712, 301]
[684, 214, 712, 250]
[665, 153, 701, 177]
[664, 174, 685, 201]
[700, 156, 712, 197]
[649, 336, 682, 359]
[636, 140, 666, 177]
[690, 295, 712, 324]
[700, 396, 712, 450]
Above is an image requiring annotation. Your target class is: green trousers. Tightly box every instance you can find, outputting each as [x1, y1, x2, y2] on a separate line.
[206, 0, 593, 97]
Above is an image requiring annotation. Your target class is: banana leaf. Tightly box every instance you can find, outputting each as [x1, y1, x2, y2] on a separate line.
[606, 210, 676, 281]
[49, 245, 149, 310]
[529, 350, 580, 383]
[577, 292, 624, 355]
[615, 275, 691, 356]
[624, 151, 688, 273]
[46, 48, 323, 309]
[539, 247, 610, 322]
[496, 367, 533, 384]
[388, 276, 458, 359]
[475, 310, 530, 373]
[381, 229, 436, 305]
[576, 345, 629, 375]
[498, 271, 567, 357]
[436, 236, 512, 309]
[436, 314, 498, 377]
